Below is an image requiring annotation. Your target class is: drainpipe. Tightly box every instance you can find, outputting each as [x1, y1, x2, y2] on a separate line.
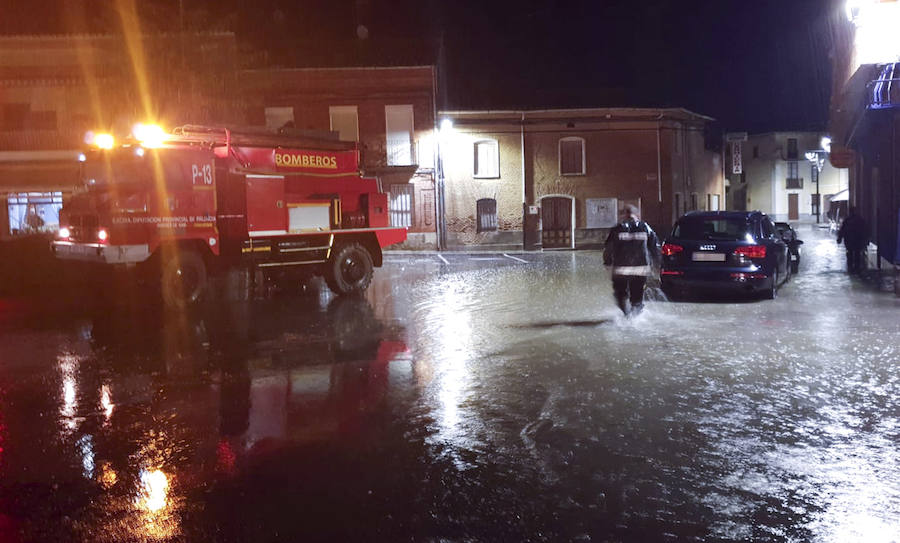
[521, 112, 526, 206]
[656, 115, 663, 202]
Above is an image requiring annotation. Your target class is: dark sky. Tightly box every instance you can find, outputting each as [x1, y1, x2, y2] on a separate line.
[1, 0, 841, 132]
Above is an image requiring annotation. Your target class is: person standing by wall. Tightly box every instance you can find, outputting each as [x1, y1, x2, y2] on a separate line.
[603, 205, 660, 316]
[836, 206, 868, 274]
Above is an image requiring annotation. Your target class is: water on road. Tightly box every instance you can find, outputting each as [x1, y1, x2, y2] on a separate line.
[1, 225, 899, 542]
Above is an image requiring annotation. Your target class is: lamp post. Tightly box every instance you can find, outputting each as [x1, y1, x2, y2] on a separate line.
[804, 150, 825, 223]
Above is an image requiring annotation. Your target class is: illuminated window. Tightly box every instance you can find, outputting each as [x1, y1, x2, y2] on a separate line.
[388, 184, 413, 228]
[559, 137, 585, 175]
[7, 192, 63, 235]
[385, 105, 415, 166]
[473, 139, 499, 178]
[708, 193, 720, 211]
[329, 105, 358, 142]
[476, 198, 498, 232]
[786, 161, 802, 189]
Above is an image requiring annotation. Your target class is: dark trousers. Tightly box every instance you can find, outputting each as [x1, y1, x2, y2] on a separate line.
[846, 249, 865, 274]
[612, 275, 647, 315]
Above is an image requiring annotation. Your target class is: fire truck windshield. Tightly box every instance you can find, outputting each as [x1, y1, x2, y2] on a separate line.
[82, 153, 153, 188]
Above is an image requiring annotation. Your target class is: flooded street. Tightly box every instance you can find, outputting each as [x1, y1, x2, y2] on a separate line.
[2, 224, 900, 542]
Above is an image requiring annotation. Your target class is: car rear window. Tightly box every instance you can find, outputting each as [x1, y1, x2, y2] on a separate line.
[673, 218, 752, 241]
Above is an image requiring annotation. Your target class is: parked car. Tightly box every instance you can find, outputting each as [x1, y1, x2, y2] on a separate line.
[660, 211, 791, 300]
[774, 221, 803, 274]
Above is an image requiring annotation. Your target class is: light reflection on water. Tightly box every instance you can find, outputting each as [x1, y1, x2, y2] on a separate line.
[58, 353, 79, 432]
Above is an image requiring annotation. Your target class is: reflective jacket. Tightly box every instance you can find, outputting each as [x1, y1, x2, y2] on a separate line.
[603, 219, 660, 276]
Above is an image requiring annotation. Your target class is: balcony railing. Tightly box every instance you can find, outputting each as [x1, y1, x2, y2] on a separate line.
[867, 63, 900, 110]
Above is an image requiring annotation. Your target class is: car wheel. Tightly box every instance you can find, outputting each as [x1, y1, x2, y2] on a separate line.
[161, 250, 208, 310]
[764, 269, 777, 300]
[324, 242, 374, 296]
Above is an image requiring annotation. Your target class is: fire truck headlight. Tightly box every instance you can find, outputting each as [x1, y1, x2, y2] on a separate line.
[97, 229, 108, 242]
[133, 123, 166, 148]
[58, 227, 71, 239]
[94, 133, 115, 149]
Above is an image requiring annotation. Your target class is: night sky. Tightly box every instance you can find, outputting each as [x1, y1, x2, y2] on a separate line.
[1, 0, 841, 133]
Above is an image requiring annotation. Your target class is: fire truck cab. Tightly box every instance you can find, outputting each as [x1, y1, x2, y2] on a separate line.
[52, 125, 407, 308]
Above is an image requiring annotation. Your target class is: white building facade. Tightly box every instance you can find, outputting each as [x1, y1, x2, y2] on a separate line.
[726, 132, 848, 222]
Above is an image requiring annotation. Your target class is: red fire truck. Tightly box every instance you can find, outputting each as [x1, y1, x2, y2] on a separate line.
[52, 125, 407, 307]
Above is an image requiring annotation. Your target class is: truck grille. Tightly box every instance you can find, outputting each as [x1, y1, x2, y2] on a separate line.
[68, 215, 100, 242]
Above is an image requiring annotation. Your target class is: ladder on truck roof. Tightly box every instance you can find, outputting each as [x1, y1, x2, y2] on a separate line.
[169, 124, 358, 152]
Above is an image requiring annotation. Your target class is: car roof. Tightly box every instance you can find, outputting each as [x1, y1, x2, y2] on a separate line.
[679, 210, 765, 221]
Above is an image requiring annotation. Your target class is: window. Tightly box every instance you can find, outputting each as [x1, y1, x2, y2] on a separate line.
[761, 218, 775, 238]
[787, 138, 798, 159]
[674, 217, 751, 241]
[329, 106, 358, 142]
[388, 184, 413, 228]
[476, 198, 498, 232]
[690, 192, 698, 211]
[7, 192, 63, 235]
[473, 139, 499, 178]
[708, 194, 720, 211]
[786, 161, 802, 189]
[385, 105, 415, 166]
[265, 107, 294, 130]
[559, 137, 585, 175]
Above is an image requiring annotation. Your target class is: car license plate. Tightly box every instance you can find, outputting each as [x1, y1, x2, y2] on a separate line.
[692, 252, 725, 262]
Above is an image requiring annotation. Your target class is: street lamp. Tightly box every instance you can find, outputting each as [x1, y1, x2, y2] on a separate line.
[805, 149, 826, 223]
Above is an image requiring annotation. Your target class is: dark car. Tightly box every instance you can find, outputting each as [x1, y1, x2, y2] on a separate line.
[660, 211, 791, 300]
[774, 221, 803, 274]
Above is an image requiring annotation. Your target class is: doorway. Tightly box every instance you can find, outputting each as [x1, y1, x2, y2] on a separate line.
[540, 195, 574, 249]
[788, 193, 799, 221]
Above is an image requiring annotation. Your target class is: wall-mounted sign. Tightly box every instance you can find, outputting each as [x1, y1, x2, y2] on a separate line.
[732, 142, 743, 174]
[726, 132, 748, 142]
[587, 198, 617, 228]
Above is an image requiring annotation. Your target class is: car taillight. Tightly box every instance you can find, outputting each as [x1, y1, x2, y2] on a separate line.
[734, 245, 766, 259]
[661, 243, 683, 256]
[58, 227, 71, 239]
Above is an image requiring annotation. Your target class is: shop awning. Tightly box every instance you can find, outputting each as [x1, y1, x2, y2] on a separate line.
[830, 189, 849, 202]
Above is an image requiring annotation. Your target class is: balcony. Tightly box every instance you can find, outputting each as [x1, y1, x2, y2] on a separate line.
[866, 63, 900, 110]
[366, 137, 435, 171]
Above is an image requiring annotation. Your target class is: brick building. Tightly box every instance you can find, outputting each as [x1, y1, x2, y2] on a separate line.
[437, 108, 724, 250]
[0, 33, 239, 238]
[238, 66, 438, 249]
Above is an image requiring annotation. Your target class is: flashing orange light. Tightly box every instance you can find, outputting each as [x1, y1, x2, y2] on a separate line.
[132, 123, 166, 148]
[94, 133, 115, 150]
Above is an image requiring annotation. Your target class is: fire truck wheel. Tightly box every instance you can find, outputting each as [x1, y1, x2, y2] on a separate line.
[325, 242, 374, 295]
[161, 250, 208, 309]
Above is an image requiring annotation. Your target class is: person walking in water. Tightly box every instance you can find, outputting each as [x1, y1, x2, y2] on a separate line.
[836, 206, 868, 274]
[603, 204, 660, 316]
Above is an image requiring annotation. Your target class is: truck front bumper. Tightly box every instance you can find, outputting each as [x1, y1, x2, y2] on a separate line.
[52, 241, 151, 265]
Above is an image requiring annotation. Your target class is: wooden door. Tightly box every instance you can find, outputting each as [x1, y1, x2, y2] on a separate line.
[541, 196, 573, 249]
[788, 193, 799, 221]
